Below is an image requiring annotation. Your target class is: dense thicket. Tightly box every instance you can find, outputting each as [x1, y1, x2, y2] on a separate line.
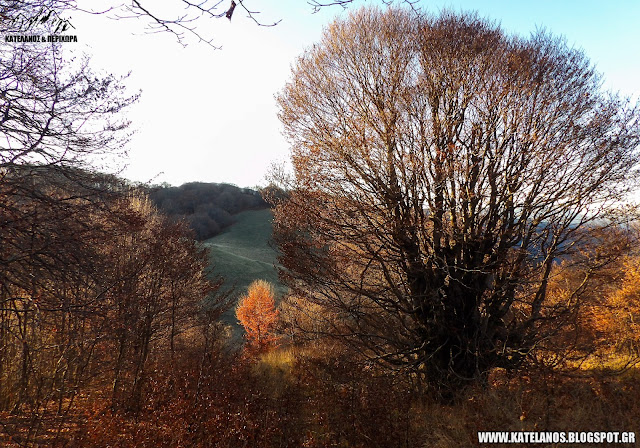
[0, 169, 230, 436]
[149, 182, 269, 240]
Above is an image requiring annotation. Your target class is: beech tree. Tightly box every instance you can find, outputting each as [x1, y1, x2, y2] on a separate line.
[103, 194, 222, 412]
[274, 8, 640, 393]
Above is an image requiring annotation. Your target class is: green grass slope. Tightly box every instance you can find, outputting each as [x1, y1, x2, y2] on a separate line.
[203, 208, 286, 305]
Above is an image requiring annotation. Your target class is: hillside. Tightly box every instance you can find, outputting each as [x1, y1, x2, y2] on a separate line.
[149, 182, 268, 240]
[203, 208, 286, 306]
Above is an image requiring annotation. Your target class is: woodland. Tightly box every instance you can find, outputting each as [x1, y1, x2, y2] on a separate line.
[149, 182, 269, 241]
[2, 2, 640, 447]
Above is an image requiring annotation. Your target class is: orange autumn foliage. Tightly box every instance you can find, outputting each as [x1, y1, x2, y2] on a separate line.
[589, 257, 640, 355]
[236, 280, 280, 352]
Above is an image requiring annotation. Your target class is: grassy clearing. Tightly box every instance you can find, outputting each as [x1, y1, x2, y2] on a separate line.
[202, 209, 286, 337]
[204, 209, 284, 296]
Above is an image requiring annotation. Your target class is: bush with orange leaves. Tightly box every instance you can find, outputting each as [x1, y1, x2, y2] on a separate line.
[535, 226, 640, 370]
[588, 256, 640, 358]
[236, 280, 280, 353]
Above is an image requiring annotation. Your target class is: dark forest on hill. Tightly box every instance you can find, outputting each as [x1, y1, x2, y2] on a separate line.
[148, 182, 269, 240]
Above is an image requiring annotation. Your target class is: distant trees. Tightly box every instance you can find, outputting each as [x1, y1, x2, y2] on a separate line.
[236, 280, 280, 353]
[530, 226, 636, 369]
[274, 8, 640, 394]
[149, 182, 269, 240]
[602, 257, 640, 353]
[575, 235, 640, 365]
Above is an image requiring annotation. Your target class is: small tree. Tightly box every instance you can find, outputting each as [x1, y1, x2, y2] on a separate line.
[236, 280, 280, 353]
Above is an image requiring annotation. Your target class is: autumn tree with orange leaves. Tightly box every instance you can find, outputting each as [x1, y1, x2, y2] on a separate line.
[587, 255, 640, 359]
[236, 280, 280, 353]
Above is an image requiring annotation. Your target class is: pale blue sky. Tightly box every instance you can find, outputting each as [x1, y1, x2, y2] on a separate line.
[71, 0, 639, 188]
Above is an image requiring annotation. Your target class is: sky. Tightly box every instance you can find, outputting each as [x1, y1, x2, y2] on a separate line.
[67, 0, 640, 188]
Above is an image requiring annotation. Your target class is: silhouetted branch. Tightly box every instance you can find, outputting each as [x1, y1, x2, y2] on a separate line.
[3, 0, 418, 48]
[308, 0, 421, 14]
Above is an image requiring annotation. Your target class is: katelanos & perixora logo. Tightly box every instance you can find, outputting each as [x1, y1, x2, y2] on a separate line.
[2, 6, 77, 43]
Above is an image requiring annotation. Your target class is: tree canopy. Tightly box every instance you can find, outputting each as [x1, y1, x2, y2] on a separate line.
[274, 7, 640, 394]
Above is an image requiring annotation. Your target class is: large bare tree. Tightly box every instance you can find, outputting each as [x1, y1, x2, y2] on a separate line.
[274, 8, 640, 394]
